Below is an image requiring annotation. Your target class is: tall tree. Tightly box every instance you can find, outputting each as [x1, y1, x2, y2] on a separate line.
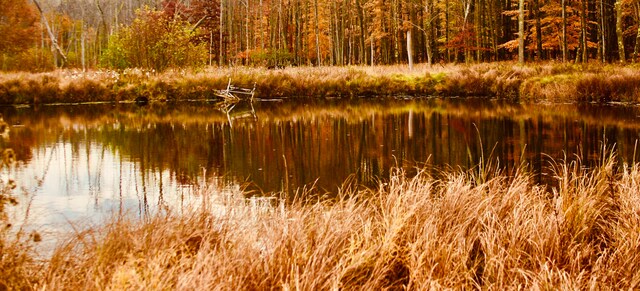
[33, 0, 68, 67]
[424, 0, 434, 65]
[562, 0, 567, 61]
[518, 0, 524, 63]
[634, 0, 640, 62]
[599, 0, 606, 62]
[579, 0, 587, 62]
[534, 0, 543, 59]
[0, 0, 39, 69]
[0, 0, 39, 55]
[314, 0, 321, 65]
[615, 0, 625, 62]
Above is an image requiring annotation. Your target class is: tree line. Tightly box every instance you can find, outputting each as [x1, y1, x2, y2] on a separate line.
[2, 0, 640, 71]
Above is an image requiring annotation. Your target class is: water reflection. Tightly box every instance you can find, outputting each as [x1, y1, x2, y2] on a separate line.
[3, 99, 640, 223]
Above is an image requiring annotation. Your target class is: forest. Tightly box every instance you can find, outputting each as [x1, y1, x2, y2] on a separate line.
[2, 0, 640, 71]
[7, 0, 640, 289]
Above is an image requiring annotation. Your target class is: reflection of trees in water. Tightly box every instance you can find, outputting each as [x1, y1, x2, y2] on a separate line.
[22, 137, 202, 220]
[2, 100, 640, 197]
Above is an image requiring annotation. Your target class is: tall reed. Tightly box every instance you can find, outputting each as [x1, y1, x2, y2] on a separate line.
[17, 149, 637, 289]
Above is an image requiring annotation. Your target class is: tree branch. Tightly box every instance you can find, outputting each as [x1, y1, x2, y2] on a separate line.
[32, 0, 68, 65]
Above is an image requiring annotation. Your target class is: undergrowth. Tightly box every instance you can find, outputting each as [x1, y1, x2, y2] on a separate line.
[1, 62, 640, 104]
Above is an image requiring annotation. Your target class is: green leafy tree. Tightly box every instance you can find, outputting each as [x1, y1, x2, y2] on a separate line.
[101, 8, 208, 71]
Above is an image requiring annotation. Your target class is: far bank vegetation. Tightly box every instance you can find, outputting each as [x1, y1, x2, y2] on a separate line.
[2, 63, 640, 104]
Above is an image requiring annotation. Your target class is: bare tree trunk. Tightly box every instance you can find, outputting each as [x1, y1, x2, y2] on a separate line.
[246, 0, 250, 58]
[356, 0, 366, 64]
[371, 37, 374, 66]
[260, 0, 264, 50]
[600, 0, 606, 62]
[209, 30, 213, 66]
[314, 0, 321, 65]
[295, 0, 302, 64]
[445, 0, 450, 62]
[340, 5, 346, 65]
[79, 3, 86, 71]
[95, 0, 108, 56]
[475, 0, 481, 61]
[634, 2, 640, 62]
[407, 29, 413, 71]
[334, 1, 343, 65]
[279, 0, 286, 51]
[581, 0, 587, 62]
[348, 24, 353, 64]
[40, 26, 44, 68]
[462, 0, 471, 63]
[518, 0, 524, 63]
[219, 0, 224, 65]
[114, 0, 119, 33]
[562, 0, 567, 62]
[81, 24, 86, 71]
[535, 0, 543, 60]
[329, 14, 334, 64]
[489, 0, 498, 60]
[392, 0, 399, 64]
[425, 0, 433, 65]
[328, 2, 335, 65]
[33, 0, 68, 67]
[616, 1, 626, 62]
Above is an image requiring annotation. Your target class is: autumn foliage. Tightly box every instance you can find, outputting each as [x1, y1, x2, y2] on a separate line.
[4, 0, 640, 71]
[101, 8, 208, 71]
[0, 0, 39, 70]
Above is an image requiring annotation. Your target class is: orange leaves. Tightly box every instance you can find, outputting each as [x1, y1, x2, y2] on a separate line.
[0, 0, 39, 54]
[498, 39, 520, 52]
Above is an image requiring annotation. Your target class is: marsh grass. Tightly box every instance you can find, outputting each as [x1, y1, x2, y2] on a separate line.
[2, 62, 640, 104]
[0, 234, 39, 289]
[0, 148, 630, 289]
[0, 115, 41, 290]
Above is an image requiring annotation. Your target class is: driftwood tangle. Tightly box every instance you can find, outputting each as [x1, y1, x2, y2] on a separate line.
[214, 79, 256, 102]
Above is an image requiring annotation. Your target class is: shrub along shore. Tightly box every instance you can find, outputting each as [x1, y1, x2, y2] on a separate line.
[2, 62, 640, 104]
[3, 150, 640, 289]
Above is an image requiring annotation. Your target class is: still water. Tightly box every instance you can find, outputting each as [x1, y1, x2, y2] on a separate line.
[3, 98, 640, 225]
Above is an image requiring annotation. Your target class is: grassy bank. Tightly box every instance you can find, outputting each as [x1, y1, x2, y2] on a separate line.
[3, 151, 640, 289]
[2, 62, 640, 104]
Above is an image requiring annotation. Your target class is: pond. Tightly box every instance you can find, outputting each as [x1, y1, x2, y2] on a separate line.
[3, 98, 640, 227]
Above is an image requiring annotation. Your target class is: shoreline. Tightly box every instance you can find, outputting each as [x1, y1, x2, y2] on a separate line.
[1, 62, 640, 105]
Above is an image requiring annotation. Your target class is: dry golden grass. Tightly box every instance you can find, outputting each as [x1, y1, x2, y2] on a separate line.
[0, 238, 38, 289]
[2, 62, 640, 104]
[1, 149, 639, 289]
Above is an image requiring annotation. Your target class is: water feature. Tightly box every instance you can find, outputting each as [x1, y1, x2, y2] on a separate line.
[3, 98, 640, 226]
